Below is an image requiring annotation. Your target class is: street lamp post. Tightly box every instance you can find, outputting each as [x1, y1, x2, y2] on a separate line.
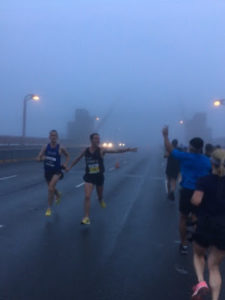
[22, 94, 40, 139]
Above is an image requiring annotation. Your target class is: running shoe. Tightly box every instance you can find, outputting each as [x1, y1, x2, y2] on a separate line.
[100, 200, 106, 208]
[192, 281, 209, 299]
[81, 217, 91, 225]
[56, 192, 62, 205]
[179, 243, 188, 255]
[45, 208, 52, 217]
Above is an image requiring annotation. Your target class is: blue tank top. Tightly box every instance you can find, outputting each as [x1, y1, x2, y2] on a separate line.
[44, 144, 61, 172]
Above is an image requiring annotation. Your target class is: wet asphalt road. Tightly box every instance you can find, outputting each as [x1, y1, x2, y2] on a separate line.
[0, 151, 225, 300]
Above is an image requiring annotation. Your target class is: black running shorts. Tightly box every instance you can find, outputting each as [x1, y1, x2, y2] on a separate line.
[45, 171, 63, 183]
[179, 188, 197, 216]
[83, 174, 104, 186]
[193, 216, 225, 251]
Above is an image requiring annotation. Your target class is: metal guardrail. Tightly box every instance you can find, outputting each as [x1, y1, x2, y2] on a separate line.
[0, 135, 48, 146]
[0, 136, 87, 163]
[0, 135, 86, 148]
[0, 146, 84, 164]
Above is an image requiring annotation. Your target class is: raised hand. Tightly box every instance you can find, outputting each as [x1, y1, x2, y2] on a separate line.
[162, 126, 169, 137]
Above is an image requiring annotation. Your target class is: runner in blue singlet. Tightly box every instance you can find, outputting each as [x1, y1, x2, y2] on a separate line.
[37, 130, 70, 216]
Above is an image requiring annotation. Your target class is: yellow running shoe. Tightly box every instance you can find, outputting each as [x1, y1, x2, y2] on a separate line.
[81, 217, 91, 225]
[45, 208, 52, 216]
[56, 192, 62, 205]
[100, 200, 106, 208]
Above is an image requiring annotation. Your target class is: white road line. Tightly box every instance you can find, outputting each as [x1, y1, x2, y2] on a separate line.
[75, 182, 85, 188]
[0, 225, 4, 228]
[108, 167, 115, 172]
[0, 175, 17, 181]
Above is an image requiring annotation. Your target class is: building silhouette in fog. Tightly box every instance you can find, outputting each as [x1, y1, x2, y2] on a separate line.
[185, 112, 212, 143]
[67, 109, 94, 145]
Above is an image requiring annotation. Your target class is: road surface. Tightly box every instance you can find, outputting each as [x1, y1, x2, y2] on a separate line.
[0, 151, 224, 300]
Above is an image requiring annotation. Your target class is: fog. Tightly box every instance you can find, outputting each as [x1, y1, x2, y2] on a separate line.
[1, 0, 225, 146]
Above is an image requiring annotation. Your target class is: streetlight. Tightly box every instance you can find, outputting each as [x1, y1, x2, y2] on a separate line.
[95, 116, 100, 121]
[22, 94, 40, 138]
[179, 120, 184, 125]
[213, 99, 225, 107]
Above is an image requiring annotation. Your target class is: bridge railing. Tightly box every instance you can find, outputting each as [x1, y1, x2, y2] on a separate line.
[0, 135, 86, 163]
[0, 135, 48, 146]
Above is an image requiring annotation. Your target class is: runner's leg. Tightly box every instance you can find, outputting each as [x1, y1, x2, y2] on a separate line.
[96, 185, 104, 202]
[208, 247, 225, 300]
[55, 189, 60, 198]
[168, 177, 176, 200]
[84, 183, 94, 218]
[193, 242, 207, 282]
[96, 185, 106, 208]
[179, 213, 188, 246]
[48, 174, 61, 207]
[170, 178, 177, 193]
[166, 176, 170, 194]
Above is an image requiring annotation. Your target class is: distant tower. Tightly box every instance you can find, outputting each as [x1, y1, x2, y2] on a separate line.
[67, 109, 94, 145]
[184, 112, 212, 143]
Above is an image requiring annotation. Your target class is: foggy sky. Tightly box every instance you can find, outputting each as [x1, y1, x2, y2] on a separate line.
[1, 0, 225, 145]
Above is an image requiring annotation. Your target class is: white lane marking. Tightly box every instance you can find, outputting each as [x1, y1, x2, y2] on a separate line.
[108, 167, 115, 172]
[75, 182, 85, 188]
[0, 175, 17, 181]
[0, 225, 4, 228]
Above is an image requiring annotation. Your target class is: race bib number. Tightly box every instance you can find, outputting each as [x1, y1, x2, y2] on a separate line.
[89, 163, 100, 174]
[45, 156, 56, 168]
[45, 156, 56, 162]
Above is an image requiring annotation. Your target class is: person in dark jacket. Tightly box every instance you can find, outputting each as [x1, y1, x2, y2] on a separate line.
[165, 139, 180, 201]
[191, 149, 225, 300]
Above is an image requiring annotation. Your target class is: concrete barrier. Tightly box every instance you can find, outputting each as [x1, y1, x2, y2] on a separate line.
[0, 146, 84, 164]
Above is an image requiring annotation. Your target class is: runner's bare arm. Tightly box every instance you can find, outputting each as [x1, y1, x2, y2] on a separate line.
[162, 126, 173, 153]
[164, 151, 170, 158]
[102, 147, 138, 155]
[68, 150, 86, 170]
[36, 145, 47, 161]
[191, 191, 204, 206]
[61, 146, 70, 168]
